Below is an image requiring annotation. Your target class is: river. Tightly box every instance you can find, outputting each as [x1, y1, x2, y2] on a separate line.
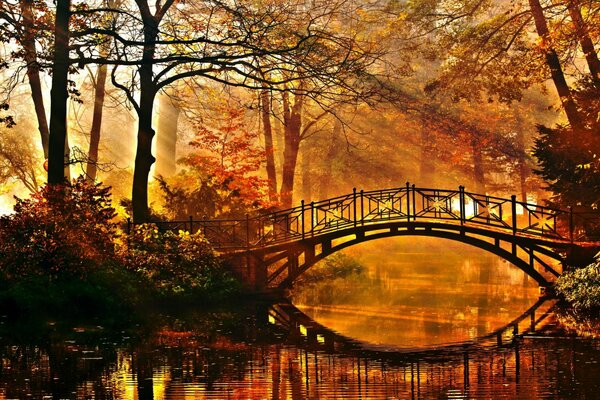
[1, 238, 600, 399]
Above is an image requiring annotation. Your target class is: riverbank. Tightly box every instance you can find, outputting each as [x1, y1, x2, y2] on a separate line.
[0, 179, 249, 320]
[555, 260, 600, 312]
[0, 268, 247, 323]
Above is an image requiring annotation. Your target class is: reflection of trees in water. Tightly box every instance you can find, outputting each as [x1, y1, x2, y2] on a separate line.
[2, 339, 599, 399]
[0, 304, 599, 399]
[555, 309, 600, 339]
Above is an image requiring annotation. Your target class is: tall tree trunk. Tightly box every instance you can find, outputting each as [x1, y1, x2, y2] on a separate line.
[21, 0, 49, 158]
[419, 118, 436, 186]
[261, 88, 278, 202]
[567, 0, 600, 80]
[47, 0, 71, 185]
[84, 0, 121, 182]
[518, 156, 528, 203]
[280, 124, 301, 208]
[528, 0, 583, 130]
[279, 91, 303, 208]
[132, 14, 158, 223]
[472, 138, 486, 193]
[317, 121, 340, 200]
[155, 93, 179, 177]
[301, 147, 311, 201]
[515, 114, 529, 203]
[85, 63, 108, 182]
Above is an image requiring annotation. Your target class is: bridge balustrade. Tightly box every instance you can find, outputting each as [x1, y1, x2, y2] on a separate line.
[131, 184, 600, 250]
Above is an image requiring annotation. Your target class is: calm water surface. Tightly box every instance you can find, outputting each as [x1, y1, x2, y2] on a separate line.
[2, 239, 600, 399]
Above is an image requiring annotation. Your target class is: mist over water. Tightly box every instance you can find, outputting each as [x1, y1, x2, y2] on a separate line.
[291, 237, 541, 349]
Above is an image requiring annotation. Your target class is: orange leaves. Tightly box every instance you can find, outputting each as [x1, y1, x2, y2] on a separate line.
[0, 177, 118, 280]
[180, 103, 271, 214]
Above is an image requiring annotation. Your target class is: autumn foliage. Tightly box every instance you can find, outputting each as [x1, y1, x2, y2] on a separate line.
[533, 79, 600, 211]
[120, 225, 239, 297]
[159, 104, 273, 220]
[0, 177, 116, 279]
[0, 178, 240, 312]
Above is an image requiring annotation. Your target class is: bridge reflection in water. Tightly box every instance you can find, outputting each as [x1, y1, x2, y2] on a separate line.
[268, 297, 557, 356]
[262, 298, 559, 398]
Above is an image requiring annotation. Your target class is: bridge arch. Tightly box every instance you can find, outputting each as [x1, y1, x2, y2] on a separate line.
[286, 230, 550, 287]
[257, 221, 566, 290]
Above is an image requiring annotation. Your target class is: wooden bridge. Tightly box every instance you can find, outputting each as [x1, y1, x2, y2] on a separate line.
[150, 184, 600, 292]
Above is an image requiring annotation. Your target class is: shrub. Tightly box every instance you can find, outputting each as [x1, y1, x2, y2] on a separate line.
[0, 177, 117, 280]
[119, 224, 240, 298]
[555, 261, 600, 311]
[298, 253, 365, 284]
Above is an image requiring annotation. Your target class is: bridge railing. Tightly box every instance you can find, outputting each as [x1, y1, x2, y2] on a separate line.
[135, 184, 600, 249]
[460, 189, 571, 240]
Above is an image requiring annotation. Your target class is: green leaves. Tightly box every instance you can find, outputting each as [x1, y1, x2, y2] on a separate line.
[556, 261, 600, 312]
[120, 224, 240, 298]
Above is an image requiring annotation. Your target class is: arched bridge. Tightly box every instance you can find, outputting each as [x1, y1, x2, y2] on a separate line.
[149, 184, 600, 292]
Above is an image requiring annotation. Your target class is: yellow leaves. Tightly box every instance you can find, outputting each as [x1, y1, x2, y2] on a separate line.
[178, 229, 190, 237]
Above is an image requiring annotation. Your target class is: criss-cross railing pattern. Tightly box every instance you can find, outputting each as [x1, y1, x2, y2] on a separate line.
[140, 184, 600, 250]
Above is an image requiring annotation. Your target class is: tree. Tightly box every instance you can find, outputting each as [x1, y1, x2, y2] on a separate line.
[533, 78, 600, 210]
[0, 126, 43, 193]
[19, 0, 51, 158]
[158, 101, 270, 219]
[527, 0, 582, 130]
[403, 0, 600, 126]
[84, 0, 123, 182]
[0, 0, 52, 158]
[70, 0, 387, 221]
[0, 177, 117, 279]
[47, 0, 72, 185]
[259, 86, 277, 203]
[395, 0, 600, 207]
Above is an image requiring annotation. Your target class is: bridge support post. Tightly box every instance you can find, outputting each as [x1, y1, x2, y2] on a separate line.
[459, 186, 465, 225]
[247, 252, 267, 292]
[224, 252, 267, 292]
[301, 200, 305, 240]
[412, 184, 417, 220]
[311, 202, 315, 237]
[569, 206, 574, 243]
[406, 182, 411, 221]
[353, 188, 357, 227]
[305, 245, 315, 266]
[287, 251, 299, 281]
[360, 190, 364, 225]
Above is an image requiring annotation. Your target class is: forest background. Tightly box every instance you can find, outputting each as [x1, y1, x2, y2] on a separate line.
[0, 0, 599, 311]
[1, 0, 599, 220]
